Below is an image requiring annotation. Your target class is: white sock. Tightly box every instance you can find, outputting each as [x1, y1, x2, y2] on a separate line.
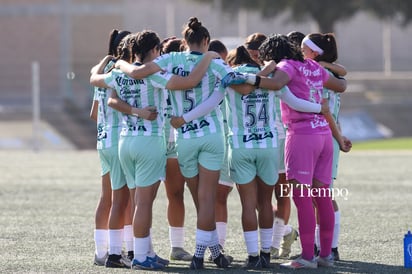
[109, 229, 124, 255]
[243, 230, 259, 256]
[259, 228, 273, 253]
[283, 224, 292, 236]
[315, 224, 320, 249]
[209, 229, 221, 260]
[169, 226, 185, 248]
[123, 225, 133, 252]
[134, 236, 150, 262]
[94, 229, 108, 258]
[216, 222, 227, 248]
[332, 211, 341, 248]
[194, 229, 212, 258]
[196, 229, 212, 246]
[272, 217, 285, 249]
[147, 229, 155, 258]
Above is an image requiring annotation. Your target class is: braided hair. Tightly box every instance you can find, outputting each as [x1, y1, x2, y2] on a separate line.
[258, 34, 304, 63]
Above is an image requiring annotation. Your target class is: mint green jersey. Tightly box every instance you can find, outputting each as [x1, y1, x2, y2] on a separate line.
[94, 60, 122, 150]
[153, 51, 232, 139]
[104, 67, 171, 137]
[274, 95, 286, 139]
[323, 70, 341, 122]
[226, 64, 280, 149]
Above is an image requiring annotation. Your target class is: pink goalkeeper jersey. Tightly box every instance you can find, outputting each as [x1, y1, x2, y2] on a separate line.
[277, 58, 330, 134]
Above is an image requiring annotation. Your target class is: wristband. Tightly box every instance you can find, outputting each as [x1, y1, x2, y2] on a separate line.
[254, 76, 261, 87]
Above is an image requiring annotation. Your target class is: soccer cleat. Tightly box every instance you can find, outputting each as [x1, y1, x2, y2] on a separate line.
[331, 247, 340, 261]
[105, 254, 130, 268]
[131, 257, 165, 270]
[127, 251, 134, 262]
[189, 256, 204, 270]
[317, 254, 335, 267]
[270, 246, 280, 259]
[279, 228, 299, 258]
[260, 251, 271, 268]
[213, 253, 232, 268]
[280, 256, 318, 269]
[242, 255, 262, 269]
[154, 254, 170, 266]
[170, 247, 192, 261]
[93, 252, 108, 266]
[208, 244, 233, 262]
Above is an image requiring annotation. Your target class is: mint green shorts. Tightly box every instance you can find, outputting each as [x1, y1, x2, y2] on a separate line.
[119, 135, 166, 188]
[176, 133, 224, 178]
[278, 138, 286, 173]
[219, 137, 233, 186]
[166, 141, 177, 159]
[229, 147, 280, 186]
[98, 145, 126, 190]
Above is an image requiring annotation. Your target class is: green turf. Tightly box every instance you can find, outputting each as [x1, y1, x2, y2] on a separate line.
[353, 137, 412, 150]
[0, 150, 411, 273]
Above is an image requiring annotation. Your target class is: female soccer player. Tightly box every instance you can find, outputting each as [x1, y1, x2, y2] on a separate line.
[115, 17, 239, 269]
[90, 30, 218, 270]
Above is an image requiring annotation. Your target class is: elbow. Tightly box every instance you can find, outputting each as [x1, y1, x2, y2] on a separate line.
[337, 80, 347, 92]
[107, 98, 115, 108]
[90, 75, 97, 86]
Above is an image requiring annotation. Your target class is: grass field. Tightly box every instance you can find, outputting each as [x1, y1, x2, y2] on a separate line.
[1, 149, 411, 273]
[353, 137, 412, 150]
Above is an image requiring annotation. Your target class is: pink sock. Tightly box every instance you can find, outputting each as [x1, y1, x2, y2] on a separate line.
[313, 185, 334, 258]
[292, 186, 315, 260]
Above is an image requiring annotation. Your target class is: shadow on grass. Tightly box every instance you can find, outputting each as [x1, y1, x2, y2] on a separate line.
[158, 259, 408, 273]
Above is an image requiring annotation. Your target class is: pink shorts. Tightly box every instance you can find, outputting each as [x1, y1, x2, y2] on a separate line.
[285, 133, 333, 186]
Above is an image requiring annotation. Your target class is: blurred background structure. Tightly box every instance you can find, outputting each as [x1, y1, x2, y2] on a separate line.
[0, 0, 411, 150]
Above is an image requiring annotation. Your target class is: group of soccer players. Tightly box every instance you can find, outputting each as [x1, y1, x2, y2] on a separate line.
[89, 16, 351, 270]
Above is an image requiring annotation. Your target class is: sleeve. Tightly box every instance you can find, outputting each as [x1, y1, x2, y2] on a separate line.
[149, 71, 173, 89]
[276, 60, 296, 81]
[153, 53, 172, 70]
[278, 86, 321, 113]
[210, 58, 233, 80]
[182, 84, 225, 122]
[103, 71, 117, 90]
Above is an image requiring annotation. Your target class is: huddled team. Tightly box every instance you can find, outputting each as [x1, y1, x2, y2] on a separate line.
[89, 16, 352, 270]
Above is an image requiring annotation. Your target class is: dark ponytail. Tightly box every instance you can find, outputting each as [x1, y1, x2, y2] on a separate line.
[108, 29, 119, 55]
[182, 17, 210, 46]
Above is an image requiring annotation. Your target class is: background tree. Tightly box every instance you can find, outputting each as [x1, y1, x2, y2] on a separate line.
[192, 0, 361, 33]
[193, 0, 412, 33]
[361, 0, 412, 27]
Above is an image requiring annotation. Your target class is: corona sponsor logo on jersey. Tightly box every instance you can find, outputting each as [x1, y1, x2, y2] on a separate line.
[172, 66, 190, 77]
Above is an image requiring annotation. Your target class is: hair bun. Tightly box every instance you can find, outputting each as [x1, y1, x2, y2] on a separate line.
[188, 17, 201, 30]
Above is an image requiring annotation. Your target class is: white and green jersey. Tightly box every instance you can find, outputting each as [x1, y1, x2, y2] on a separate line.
[226, 64, 279, 149]
[163, 92, 177, 143]
[104, 66, 171, 137]
[274, 96, 286, 140]
[94, 60, 122, 150]
[323, 70, 341, 122]
[153, 51, 232, 139]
